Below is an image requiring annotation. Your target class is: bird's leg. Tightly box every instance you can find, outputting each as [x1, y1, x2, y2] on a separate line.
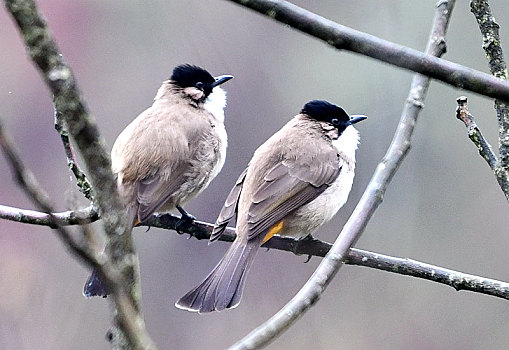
[291, 234, 315, 263]
[176, 205, 196, 235]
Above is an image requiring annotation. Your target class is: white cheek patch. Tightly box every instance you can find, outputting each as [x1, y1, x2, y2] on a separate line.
[204, 87, 227, 123]
[332, 126, 360, 158]
[184, 87, 205, 101]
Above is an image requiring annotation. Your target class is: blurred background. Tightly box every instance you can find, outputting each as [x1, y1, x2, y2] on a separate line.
[1, 1, 508, 349]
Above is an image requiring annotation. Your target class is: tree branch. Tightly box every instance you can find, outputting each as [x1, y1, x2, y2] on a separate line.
[3, 204, 509, 302]
[456, 96, 499, 171]
[3, 0, 153, 348]
[0, 204, 98, 228]
[346, 249, 509, 300]
[469, 0, 509, 201]
[229, 1, 456, 349]
[225, 0, 509, 102]
[54, 106, 93, 201]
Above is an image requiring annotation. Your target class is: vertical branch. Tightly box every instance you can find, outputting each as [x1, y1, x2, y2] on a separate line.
[470, 0, 509, 199]
[229, 1, 456, 349]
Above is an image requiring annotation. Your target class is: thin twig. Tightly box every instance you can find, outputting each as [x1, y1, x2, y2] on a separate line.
[54, 107, 93, 200]
[456, 96, 498, 170]
[225, 0, 509, 102]
[229, 1, 456, 349]
[346, 249, 509, 300]
[455, 96, 509, 200]
[0, 204, 98, 228]
[3, 205, 509, 301]
[470, 0, 509, 200]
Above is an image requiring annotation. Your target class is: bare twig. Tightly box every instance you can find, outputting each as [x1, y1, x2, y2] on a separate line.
[225, 0, 509, 102]
[0, 204, 98, 228]
[54, 107, 93, 200]
[456, 97, 498, 170]
[3, 204, 509, 301]
[455, 96, 509, 200]
[346, 249, 509, 300]
[229, 1, 456, 349]
[3, 0, 153, 348]
[469, 0, 509, 200]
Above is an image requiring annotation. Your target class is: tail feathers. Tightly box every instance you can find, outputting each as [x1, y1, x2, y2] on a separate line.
[83, 268, 109, 298]
[83, 205, 137, 298]
[175, 240, 259, 313]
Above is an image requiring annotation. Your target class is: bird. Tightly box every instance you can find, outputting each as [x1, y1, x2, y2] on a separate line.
[83, 64, 233, 297]
[175, 100, 366, 313]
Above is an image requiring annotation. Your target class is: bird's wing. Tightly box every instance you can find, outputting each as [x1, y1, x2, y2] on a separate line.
[246, 147, 342, 241]
[135, 165, 189, 222]
[121, 107, 209, 222]
[210, 168, 248, 242]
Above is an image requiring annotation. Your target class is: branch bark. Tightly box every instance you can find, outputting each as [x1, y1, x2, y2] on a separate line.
[225, 0, 509, 102]
[228, 1, 456, 349]
[456, 97, 498, 169]
[0, 204, 98, 228]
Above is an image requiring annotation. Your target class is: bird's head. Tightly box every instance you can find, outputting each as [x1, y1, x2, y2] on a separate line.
[301, 100, 367, 134]
[170, 64, 233, 103]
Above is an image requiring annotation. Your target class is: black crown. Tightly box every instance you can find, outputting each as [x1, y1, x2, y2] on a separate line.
[170, 64, 215, 89]
[301, 100, 350, 125]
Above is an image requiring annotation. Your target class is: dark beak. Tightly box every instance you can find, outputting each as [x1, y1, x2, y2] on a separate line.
[349, 115, 367, 125]
[211, 75, 233, 88]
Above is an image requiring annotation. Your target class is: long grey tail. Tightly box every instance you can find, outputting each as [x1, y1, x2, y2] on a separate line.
[83, 205, 138, 298]
[175, 239, 259, 313]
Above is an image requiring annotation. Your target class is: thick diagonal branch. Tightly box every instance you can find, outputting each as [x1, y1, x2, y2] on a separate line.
[226, 0, 509, 102]
[229, 1, 456, 349]
[3, 0, 153, 348]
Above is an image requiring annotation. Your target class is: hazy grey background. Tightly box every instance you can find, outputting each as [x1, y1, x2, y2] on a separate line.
[1, 1, 508, 349]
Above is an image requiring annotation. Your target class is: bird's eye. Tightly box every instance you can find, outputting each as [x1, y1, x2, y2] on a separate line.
[331, 118, 339, 125]
[196, 82, 204, 89]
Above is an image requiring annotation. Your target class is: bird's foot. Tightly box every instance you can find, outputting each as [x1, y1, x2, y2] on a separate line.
[176, 205, 196, 235]
[292, 235, 316, 263]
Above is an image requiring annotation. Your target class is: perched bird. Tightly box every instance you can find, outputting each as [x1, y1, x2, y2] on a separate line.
[83, 64, 233, 297]
[176, 100, 366, 313]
